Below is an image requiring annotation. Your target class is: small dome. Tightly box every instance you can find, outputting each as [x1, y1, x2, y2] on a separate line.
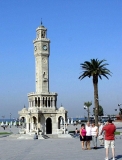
[22, 107, 27, 111]
[59, 106, 65, 111]
[40, 25, 45, 29]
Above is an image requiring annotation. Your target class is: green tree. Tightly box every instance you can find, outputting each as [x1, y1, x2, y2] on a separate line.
[99, 105, 104, 116]
[84, 101, 92, 122]
[93, 105, 104, 116]
[79, 59, 111, 125]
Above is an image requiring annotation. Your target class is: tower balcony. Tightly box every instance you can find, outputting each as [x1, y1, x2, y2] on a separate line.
[27, 92, 58, 109]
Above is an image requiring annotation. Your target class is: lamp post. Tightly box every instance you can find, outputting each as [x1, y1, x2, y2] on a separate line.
[84, 106, 90, 122]
[118, 104, 122, 119]
[84, 101, 92, 122]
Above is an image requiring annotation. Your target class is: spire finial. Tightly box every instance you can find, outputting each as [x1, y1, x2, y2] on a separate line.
[41, 19, 43, 26]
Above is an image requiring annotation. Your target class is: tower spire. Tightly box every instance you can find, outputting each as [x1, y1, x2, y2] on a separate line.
[41, 19, 43, 26]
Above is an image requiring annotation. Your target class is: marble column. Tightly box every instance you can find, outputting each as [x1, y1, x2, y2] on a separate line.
[26, 123, 29, 133]
[64, 116, 66, 134]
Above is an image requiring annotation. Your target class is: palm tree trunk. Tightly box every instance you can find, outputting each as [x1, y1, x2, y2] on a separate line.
[93, 82, 99, 126]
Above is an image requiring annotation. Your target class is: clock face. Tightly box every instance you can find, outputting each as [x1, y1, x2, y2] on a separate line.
[43, 45, 47, 51]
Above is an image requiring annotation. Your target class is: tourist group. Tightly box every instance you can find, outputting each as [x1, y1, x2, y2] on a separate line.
[78, 119, 116, 160]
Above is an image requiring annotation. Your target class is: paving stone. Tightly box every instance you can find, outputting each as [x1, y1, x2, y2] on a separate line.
[0, 137, 122, 160]
[0, 123, 122, 160]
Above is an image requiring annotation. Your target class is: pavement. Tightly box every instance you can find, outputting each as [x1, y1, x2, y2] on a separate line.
[0, 122, 122, 160]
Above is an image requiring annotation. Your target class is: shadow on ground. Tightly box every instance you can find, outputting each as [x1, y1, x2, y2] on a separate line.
[115, 155, 122, 159]
[96, 146, 104, 150]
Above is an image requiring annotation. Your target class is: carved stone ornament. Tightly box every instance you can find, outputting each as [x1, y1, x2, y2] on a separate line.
[43, 58, 47, 64]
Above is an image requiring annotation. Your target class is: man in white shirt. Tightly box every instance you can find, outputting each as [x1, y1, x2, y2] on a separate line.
[85, 122, 92, 150]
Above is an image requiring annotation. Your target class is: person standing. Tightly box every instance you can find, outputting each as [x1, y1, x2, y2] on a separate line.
[98, 122, 104, 146]
[85, 122, 92, 150]
[101, 119, 116, 160]
[91, 122, 98, 149]
[75, 128, 79, 137]
[80, 124, 86, 150]
[34, 132, 38, 140]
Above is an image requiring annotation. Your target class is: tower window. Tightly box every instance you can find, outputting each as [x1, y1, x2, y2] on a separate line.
[41, 30, 45, 38]
[43, 97, 44, 106]
[35, 97, 37, 107]
[38, 97, 40, 107]
[45, 97, 47, 107]
[48, 98, 50, 107]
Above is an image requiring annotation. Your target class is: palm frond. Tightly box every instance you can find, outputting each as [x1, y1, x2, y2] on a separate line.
[79, 58, 112, 81]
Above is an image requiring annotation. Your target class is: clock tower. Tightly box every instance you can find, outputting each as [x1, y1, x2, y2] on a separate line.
[27, 24, 58, 109]
[19, 24, 67, 136]
[33, 25, 50, 93]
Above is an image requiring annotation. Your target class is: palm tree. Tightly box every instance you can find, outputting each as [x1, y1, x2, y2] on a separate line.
[79, 59, 111, 125]
[84, 101, 92, 122]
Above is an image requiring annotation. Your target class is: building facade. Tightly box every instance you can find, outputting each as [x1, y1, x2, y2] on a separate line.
[18, 24, 67, 135]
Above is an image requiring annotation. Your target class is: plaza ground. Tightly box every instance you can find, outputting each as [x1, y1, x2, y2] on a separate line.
[0, 122, 122, 160]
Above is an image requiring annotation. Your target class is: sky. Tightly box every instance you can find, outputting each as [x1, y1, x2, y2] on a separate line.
[0, 0, 122, 119]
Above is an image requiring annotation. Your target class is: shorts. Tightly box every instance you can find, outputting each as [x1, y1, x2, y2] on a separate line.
[86, 136, 92, 141]
[80, 135, 86, 141]
[105, 140, 115, 148]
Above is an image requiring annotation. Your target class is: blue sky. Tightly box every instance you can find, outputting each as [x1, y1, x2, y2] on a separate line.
[0, 0, 122, 119]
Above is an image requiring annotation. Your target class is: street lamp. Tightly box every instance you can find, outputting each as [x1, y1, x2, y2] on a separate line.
[84, 101, 92, 122]
[118, 104, 122, 118]
[115, 104, 122, 113]
[84, 105, 90, 122]
[115, 104, 122, 119]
